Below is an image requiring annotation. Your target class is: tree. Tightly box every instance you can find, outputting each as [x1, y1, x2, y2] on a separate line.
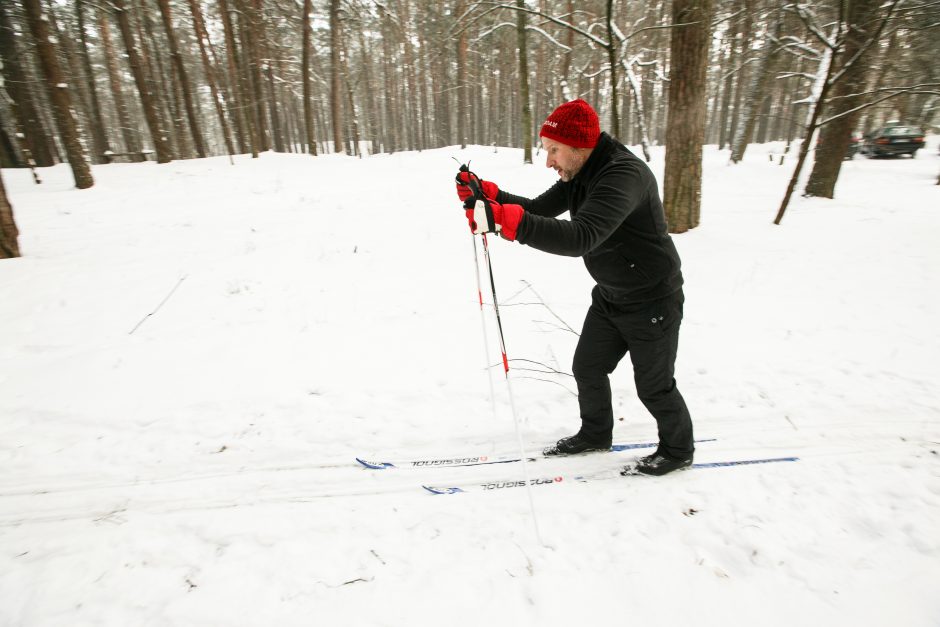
[0, 3, 53, 170]
[515, 0, 532, 163]
[329, 0, 345, 153]
[112, 0, 173, 164]
[662, 0, 713, 233]
[805, 0, 918, 198]
[730, 15, 785, 163]
[187, 0, 236, 158]
[97, 4, 144, 161]
[0, 169, 20, 258]
[455, 0, 469, 149]
[75, 0, 111, 162]
[157, 0, 207, 158]
[218, 0, 254, 155]
[301, 0, 318, 155]
[20, 0, 94, 188]
[775, 0, 901, 224]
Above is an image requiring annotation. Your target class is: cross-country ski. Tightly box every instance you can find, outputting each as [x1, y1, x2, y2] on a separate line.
[422, 456, 800, 494]
[356, 437, 718, 470]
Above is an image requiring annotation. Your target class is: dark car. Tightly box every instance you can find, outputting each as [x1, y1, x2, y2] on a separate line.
[860, 125, 926, 158]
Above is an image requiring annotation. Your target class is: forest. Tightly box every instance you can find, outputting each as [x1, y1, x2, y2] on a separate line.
[1, 0, 938, 257]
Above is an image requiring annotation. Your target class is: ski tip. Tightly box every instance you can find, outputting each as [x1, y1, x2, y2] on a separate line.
[422, 485, 464, 495]
[692, 456, 800, 469]
[356, 458, 395, 470]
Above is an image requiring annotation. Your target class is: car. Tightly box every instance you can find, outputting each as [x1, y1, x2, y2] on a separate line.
[860, 125, 926, 158]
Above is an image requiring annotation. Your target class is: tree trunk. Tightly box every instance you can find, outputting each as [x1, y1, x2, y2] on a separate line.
[113, 0, 172, 163]
[662, 0, 713, 233]
[623, 57, 652, 161]
[455, 0, 468, 149]
[397, 0, 419, 151]
[301, 0, 318, 155]
[727, 0, 754, 151]
[343, 48, 361, 157]
[560, 0, 575, 101]
[329, 0, 345, 154]
[804, 0, 882, 198]
[236, 0, 267, 152]
[730, 19, 784, 163]
[47, 4, 95, 157]
[516, 0, 532, 162]
[218, 0, 253, 155]
[706, 37, 726, 145]
[251, 0, 280, 153]
[774, 60, 837, 224]
[358, 29, 379, 153]
[717, 27, 738, 150]
[0, 109, 24, 168]
[0, 3, 53, 168]
[265, 62, 285, 153]
[379, 10, 397, 153]
[604, 0, 619, 140]
[157, 0, 206, 158]
[0, 170, 20, 258]
[98, 5, 143, 160]
[137, 2, 181, 159]
[21, 0, 94, 188]
[186, 0, 236, 158]
[75, 0, 111, 162]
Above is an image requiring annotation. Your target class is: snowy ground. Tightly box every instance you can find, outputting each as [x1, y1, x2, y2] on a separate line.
[1, 138, 938, 626]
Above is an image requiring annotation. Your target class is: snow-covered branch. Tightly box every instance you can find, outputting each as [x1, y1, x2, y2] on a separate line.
[525, 25, 572, 51]
[828, 0, 902, 86]
[818, 85, 940, 126]
[475, 1, 609, 48]
[792, 4, 837, 50]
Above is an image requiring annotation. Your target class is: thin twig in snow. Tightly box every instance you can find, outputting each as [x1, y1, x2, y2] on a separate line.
[128, 275, 187, 335]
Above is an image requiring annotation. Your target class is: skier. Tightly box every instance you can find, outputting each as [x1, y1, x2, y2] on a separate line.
[455, 99, 694, 476]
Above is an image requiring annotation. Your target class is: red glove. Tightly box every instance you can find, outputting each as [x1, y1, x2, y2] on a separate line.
[456, 171, 499, 203]
[464, 198, 524, 241]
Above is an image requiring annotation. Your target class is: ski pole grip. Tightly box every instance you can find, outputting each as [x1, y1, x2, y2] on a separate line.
[458, 164, 486, 204]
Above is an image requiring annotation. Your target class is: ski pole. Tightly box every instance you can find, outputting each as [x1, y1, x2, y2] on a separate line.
[470, 235, 498, 419]
[459, 164, 544, 546]
[455, 162, 497, 418]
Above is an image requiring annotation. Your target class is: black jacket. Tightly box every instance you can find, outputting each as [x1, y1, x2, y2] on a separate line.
[498, 132, 683, 306]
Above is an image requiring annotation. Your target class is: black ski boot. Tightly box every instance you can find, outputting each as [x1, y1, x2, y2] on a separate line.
[543, 434, 611, 456]
[623, 449, 693, 476]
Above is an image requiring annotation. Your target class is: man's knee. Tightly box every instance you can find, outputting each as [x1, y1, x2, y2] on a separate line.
[572, 351, 618, 381]
[636, 377, 677, 405]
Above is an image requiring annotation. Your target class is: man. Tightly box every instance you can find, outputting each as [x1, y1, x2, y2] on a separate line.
[455, 99, 694, 476]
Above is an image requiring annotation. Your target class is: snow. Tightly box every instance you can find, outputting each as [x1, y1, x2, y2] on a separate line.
[1, 140, 939, 626]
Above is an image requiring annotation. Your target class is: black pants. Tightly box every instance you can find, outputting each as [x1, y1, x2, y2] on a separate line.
[572, 286, 694, 458]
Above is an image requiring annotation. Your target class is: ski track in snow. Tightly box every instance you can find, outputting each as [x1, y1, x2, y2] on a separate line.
[1, 141, 939, 626]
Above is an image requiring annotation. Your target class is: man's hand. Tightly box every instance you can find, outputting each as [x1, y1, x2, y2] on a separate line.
[465, 198, 524, 241]
[455, 170, 499, 203]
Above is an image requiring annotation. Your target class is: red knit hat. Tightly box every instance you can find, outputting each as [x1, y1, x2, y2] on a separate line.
[539, 99, 600, 149]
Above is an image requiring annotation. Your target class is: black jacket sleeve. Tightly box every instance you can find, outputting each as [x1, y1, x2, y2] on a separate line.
[515, 162, 650, 257]
[495, 181, 568, 219]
